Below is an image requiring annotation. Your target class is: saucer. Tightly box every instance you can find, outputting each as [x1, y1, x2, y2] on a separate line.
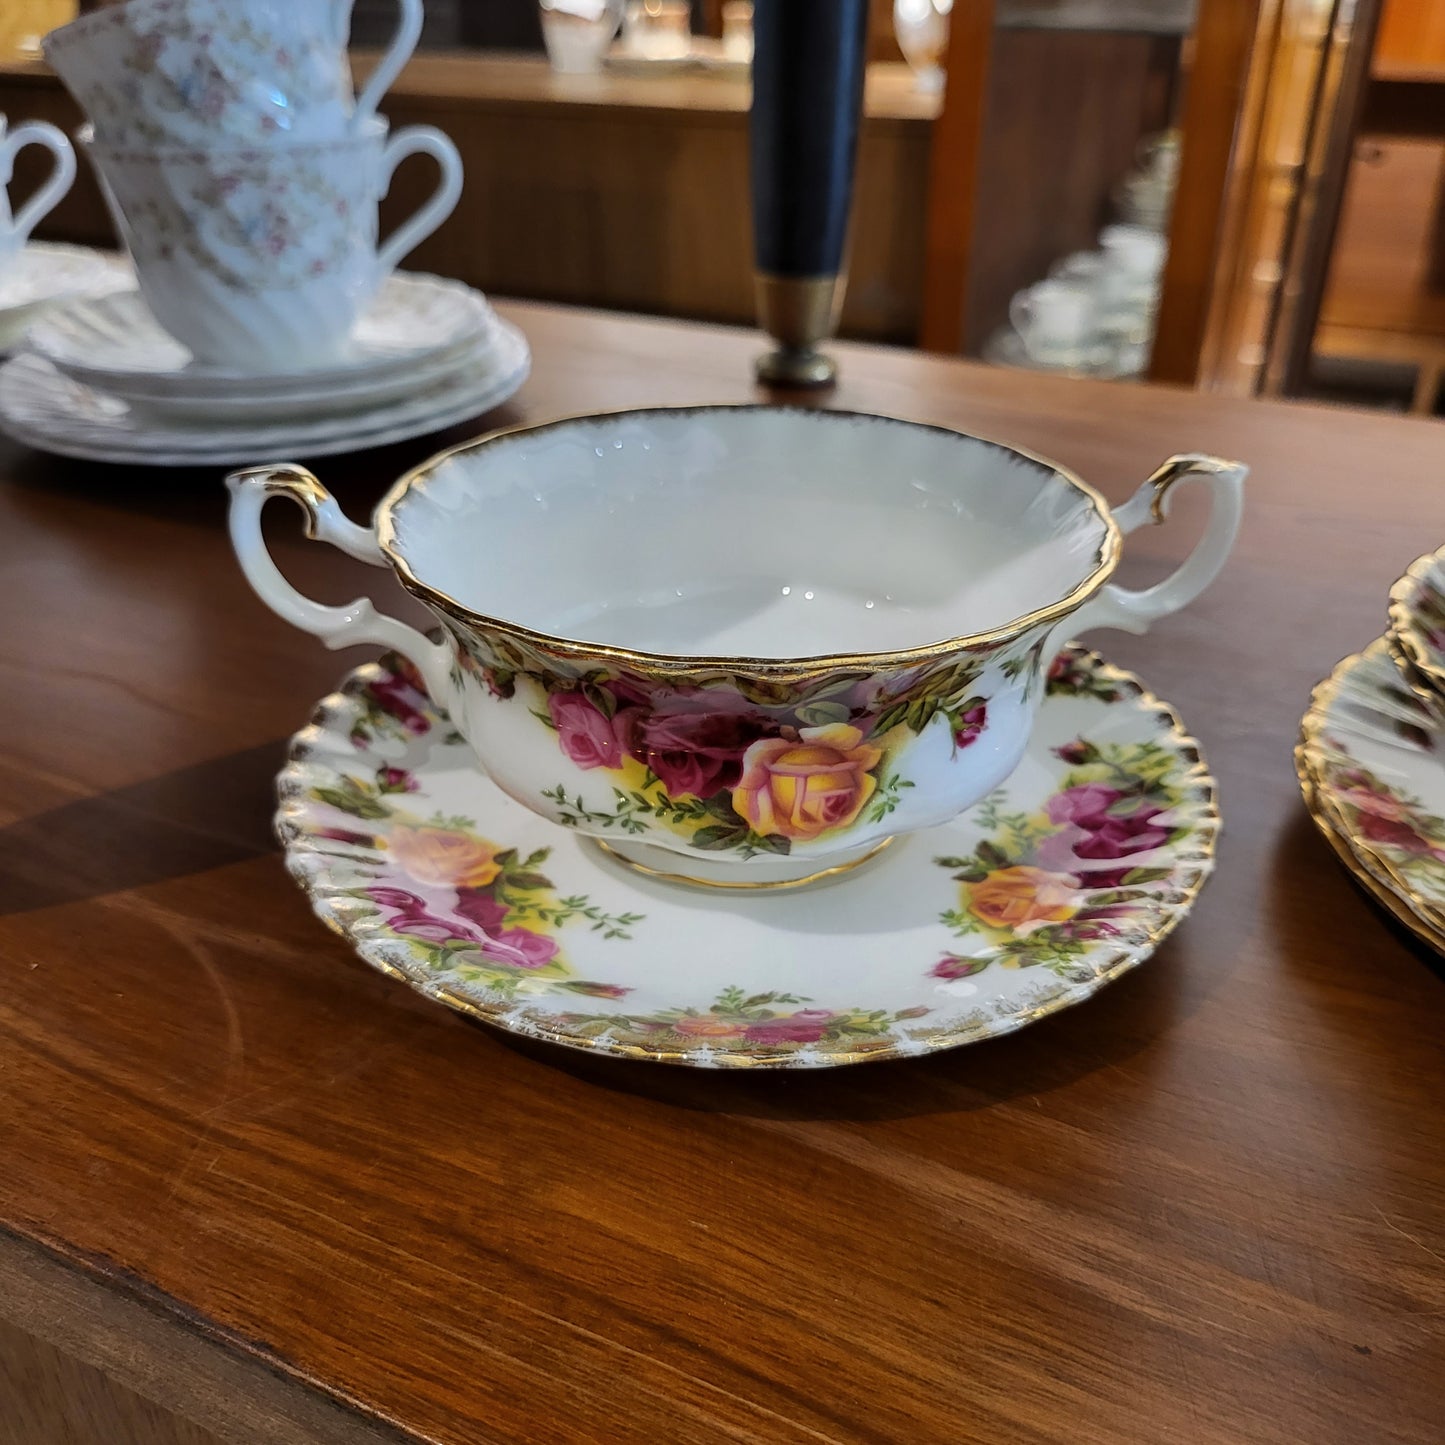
[0, 316, 529, 466]
[278, 645, 1218, 1069]
[1297, 637, 1445, 951]
[1387, 546, 1445, 698]
[0, 242, 131, 350]
[24, 272, 486, 402]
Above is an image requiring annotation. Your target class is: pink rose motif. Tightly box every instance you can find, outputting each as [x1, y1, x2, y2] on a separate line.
[732, 724, 884, 841]
[1046, 783, 1123, 828]
[477, 927, 558, 970]
[931, 954, 990, 979]
[365, 887, 464, 944]
[316, 825, 374, 846]
[633, 694, 776, 797]
[742, 1009, 836, 1044]
[953, 703, 987, 750]
[1053, 738, 1097, 766]
[378, 766, 416, 794]
[548, 691, 632, 771]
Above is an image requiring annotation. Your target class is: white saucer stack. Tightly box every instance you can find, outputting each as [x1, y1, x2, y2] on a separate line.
[1, 272, 530, 466]
[0, 0, 528, 465]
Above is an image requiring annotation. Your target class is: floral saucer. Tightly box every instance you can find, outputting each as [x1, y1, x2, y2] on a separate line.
[278, 646, 1218, 1069]
[1387, 545, 1445, 699]
[1297, 638, 1445, 951]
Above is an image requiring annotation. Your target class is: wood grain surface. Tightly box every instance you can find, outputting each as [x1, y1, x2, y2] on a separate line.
[1, 301, 1443, 1445]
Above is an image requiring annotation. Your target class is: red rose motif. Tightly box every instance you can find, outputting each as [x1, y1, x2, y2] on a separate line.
[453, 888, 510, 934]
[369, 674, 430, 735]
[742, 1009, 836, 1044]
[1356, 810, 1430, 854]
[953, 703, 987, 750]
[632, 691, 777, 798]
[931, 954, 989, 979]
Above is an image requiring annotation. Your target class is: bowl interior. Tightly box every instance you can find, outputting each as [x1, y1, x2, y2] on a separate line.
[383, 408, 1114, 660]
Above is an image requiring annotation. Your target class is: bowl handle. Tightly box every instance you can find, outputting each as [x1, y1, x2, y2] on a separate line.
[1054, 453, 1247, 645]
[226, 463, 459, 716]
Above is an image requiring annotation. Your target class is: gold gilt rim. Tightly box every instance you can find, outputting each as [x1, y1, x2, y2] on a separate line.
[274, 648, 1219, 1070]
[1386, 546, 1445, 699]
[1294, 640, 1445, 953]
[371, 404, 1124, 682]
[587, 833, 895, 891]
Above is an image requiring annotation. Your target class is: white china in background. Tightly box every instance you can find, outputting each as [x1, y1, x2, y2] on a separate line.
[44, 0, 423, 146]
[1009, 278, 1097, 365]
[0, 315, 529, 466]
[0, 242, 131, 351]
[228, 407, 1244, 886]
[26, 272, 489, 411]
[0, 117, 75, 281]
[540, 0, 624, 73]
[894, 0, 951, 94]
[83, 118, 462, 372]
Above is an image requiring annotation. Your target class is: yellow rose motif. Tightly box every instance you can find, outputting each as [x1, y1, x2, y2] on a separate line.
[388, 825, 502, 889]
[731, 724, 884, 842]
[968, 865, 1080, 931]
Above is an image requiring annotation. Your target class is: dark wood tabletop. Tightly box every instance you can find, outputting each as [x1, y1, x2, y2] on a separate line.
[2, 301, 1442, 1445]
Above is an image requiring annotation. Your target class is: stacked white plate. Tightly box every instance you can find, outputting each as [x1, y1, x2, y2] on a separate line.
[0, 241, 132, 351]
[0, 271, 529, 466]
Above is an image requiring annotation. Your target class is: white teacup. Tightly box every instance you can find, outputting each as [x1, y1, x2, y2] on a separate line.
[45, 0, 423, 147]
[1101, 224, 1166, 278]
[1009, 279, 1095, 363]
[228, 407, 1245, 890]
[0, 116, 76, 280]
[83, 118, 462, 372]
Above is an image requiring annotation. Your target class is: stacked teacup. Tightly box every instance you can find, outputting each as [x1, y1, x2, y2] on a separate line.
[0, 0, 528, 463]
[44, 0, 460, 371]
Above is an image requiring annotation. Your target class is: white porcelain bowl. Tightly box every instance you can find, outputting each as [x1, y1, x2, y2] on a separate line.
[229, 406, 1246, 887]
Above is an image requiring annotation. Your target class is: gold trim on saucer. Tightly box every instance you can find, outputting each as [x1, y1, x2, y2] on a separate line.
[1386, 546, 1445, 698]
[587, 834, 894, 891]
[371, 404, 1127, 684]
[1295, 639, 1445, 952]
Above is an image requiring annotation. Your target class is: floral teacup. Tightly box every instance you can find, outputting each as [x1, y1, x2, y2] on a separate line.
[83, 118, 461, 371]
[228, 407, 1246, 888]
[45, 0, 423, 147]
[0, 116, 76, 281]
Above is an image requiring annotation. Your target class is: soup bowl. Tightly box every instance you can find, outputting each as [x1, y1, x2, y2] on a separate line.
[228, 407, 1245, 888]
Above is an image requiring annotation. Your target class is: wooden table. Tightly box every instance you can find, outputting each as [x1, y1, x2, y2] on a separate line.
[1, 301, 1442, 1445]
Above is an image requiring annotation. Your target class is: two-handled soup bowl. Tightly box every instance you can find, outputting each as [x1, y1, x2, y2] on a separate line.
[228, 406, 1245, 888]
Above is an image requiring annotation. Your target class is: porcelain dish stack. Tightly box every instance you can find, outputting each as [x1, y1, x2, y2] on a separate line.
[1297, 543, 1445, 956]
[0, 113, 129, 351]
[0, 0, 528, 466]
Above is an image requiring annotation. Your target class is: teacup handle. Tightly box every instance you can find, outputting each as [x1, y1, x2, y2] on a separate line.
[1055, 453, 1247, 643]
[3, 121, 77, 245]
[225, 463, 459, 715]
[374, 125, 463, 280]
[353, 0, 425, 120]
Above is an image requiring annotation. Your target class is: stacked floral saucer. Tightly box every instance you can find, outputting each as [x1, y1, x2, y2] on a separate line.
[0, 241, 130, 352]
[1297, 543, 1445, 953]
[0, 272, 528, 466]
